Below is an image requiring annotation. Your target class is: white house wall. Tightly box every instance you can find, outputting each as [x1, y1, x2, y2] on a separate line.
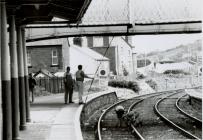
[132, 53, 137, 73]
[70, 47, 100, 76]
[62, 39, 70, 70]
[111, 37, 133, 75]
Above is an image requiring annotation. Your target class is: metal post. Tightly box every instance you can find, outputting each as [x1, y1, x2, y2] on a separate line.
[22, 28, 31, 122]
[1, 2, 12, 139]
[0, 2, 2, 139]
[17, 26, 26, 130]
[9, 14, 21, 140]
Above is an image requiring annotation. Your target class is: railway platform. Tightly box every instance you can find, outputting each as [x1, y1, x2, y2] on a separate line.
[185, 87, 202, 110]
[19, 87, 119, 140]
[186, 87, 202, 100]
[18, 83, 181, 140]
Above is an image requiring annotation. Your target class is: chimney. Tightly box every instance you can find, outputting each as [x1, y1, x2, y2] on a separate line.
[73, 37, 82, 47]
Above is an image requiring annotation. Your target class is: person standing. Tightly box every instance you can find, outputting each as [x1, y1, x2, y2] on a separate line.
[64, 66, 74, 104]
[29, 73, 37, 103]
[75, 65, 93, 104]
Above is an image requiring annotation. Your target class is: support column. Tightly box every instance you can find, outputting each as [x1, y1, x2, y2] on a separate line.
[9, 14, 21, 140]
[17, 26, 26, 130]
[1, 2, 12, 140]
[21, 28, 31, 122]
[0, 2, 2, 140]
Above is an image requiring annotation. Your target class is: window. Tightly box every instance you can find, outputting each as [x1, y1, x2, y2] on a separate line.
[27, 51, 31, 66]
[93, 36, 103, 47]
[52, 50, 58, 65]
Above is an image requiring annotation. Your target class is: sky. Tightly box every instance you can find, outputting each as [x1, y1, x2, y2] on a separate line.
[132, 33, 202, 54]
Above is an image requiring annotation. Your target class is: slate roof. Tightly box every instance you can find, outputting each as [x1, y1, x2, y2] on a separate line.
[82, 0, 201, 24]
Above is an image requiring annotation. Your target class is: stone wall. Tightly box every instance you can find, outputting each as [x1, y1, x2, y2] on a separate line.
[80, 92, 118, 126]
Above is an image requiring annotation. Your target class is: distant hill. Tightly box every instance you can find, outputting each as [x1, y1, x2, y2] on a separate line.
[146, 40, 202, 63]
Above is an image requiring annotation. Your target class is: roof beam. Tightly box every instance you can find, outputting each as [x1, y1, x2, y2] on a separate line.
[25, 21, 202, 42]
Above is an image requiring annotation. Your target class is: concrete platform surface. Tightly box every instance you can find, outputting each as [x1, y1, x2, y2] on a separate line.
[186, 88, 202, 100]
[19, 87, 119, 140]
[19, 86, 143, 140]
[20, 93, 80, 140]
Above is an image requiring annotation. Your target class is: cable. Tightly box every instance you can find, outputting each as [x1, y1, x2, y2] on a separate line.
[85, 36, 115, 103]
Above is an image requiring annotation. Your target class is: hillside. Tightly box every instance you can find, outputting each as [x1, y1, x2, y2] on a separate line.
[146, 40, 202, 62]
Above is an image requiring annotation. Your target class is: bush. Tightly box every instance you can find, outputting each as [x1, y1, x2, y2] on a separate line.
[136, 72, 145, 79]
[163, 70, 188, 75]
[108, 80, 140, 92]
[146, 79, 157, 90]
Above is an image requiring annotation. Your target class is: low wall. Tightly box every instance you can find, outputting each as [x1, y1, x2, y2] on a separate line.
[80, 92, 118, 127]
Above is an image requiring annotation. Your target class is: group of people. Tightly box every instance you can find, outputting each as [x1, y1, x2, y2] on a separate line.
[28, 64, 93, 105]
[63, 65, 93, 104]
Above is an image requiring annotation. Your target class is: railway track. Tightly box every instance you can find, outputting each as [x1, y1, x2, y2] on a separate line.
[97, 91, 175, 140]
[83, 89, 202, 140]
[155, 90, 202, 139]
[128, 90, 189, 140]
[177, 94, 202, 122]
[97, 98, 141, 140]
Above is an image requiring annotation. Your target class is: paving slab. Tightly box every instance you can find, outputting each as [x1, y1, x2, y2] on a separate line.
[49, 104, 79, 140]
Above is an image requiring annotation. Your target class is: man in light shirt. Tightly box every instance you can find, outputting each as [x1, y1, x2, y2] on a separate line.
[75, 65, 93, 104]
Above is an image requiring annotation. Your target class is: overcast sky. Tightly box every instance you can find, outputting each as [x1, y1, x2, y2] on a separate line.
[132, 33, 202, 53]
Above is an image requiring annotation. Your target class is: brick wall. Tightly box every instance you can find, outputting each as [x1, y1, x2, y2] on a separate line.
[91, 47, 116, 74]
[27, 45, 63, 73]
[103, 36, 109, 46]
[87, 36, 93, 48]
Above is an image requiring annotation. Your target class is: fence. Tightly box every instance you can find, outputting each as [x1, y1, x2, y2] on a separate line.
[36, 77, 102, 94]
[36, 77, 65, 93]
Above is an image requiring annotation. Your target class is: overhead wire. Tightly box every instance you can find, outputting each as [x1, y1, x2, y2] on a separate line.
[85, 36, 115, 103]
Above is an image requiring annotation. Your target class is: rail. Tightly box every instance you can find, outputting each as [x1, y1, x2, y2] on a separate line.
[154, 91, 201, 140]
[176, 94, 202, 124]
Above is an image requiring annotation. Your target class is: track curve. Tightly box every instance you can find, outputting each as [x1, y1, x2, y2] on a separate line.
[155, 90, 202, 139]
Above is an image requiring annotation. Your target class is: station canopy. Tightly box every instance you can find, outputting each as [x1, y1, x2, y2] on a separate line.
[6, 0, 92, 25]
[25, 0, 202, 41]
[82, 0, 201, 24]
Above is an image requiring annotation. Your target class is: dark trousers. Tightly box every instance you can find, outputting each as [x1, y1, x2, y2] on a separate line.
[64, 85, 73, 103]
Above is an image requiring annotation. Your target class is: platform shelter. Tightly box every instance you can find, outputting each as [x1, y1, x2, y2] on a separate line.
[0, 0, 202, 140]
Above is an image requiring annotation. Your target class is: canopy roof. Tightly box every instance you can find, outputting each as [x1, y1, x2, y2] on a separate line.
[82, 0, 201, 24]
[6, 0, 92, 25]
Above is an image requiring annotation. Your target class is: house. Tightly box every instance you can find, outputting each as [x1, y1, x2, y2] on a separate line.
[26, 39, 69, 73]
[69, 45, 109, 77]
[73, 36, 135, 76]
[26, 38, 110, 77]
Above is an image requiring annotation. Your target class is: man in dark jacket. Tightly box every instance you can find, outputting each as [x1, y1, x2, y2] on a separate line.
[29, 73, 36, 103]
[64, 66, 74, 104]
